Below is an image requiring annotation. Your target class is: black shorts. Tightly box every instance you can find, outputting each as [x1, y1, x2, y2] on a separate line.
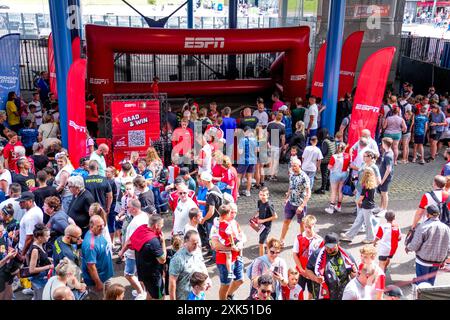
[378, 255, 393, 261]
[259, 227, 271, 245]
[142, 275, 165, 299]
[298, 275, 312, 293]
[377, 177, 392, 193]
[430, 132, 443, 140]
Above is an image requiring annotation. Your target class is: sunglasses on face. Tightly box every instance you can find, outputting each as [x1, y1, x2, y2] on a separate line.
[179, 192, 187, 195]
[261, 289, 272, 294]
[269, 250, 280, 255]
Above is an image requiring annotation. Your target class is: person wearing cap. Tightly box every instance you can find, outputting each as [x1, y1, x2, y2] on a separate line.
[167, 177, 197, 213]
[71, 157, 89, 179]
[428, 102, 447, 162]
[178, 167, 196, 191]
[305, 232, 357, 300]
[383, 285, 403, 300]
[17, 191, 44, 259]
[406, 203, 450, 286]
[199, 171, 223, 264]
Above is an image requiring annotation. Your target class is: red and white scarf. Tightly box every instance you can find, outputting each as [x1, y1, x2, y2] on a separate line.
[314, 246, 356, 299]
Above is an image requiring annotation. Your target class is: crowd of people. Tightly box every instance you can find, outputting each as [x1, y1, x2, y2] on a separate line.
[0, 76, 449, 301]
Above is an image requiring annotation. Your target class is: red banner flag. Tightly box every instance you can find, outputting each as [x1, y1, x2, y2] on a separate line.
[111, 100, 161, 167]
[67, 58, 87, 168]
[48, 33, 57, 99]
[338, 31, 364, 100]
[347, 47, 396, 147]
[310, 42, 326, 98]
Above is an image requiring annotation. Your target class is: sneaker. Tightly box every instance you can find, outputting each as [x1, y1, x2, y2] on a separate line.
[325, 206, 334, 214]
[132, 290, 138, 297]
[12, 276, 19, 292]
[227, 294, 235, 300]
[135, 292, 147, 300]
[375, 209, 387, 218]
[244, 190, 251, 197]
[335, 206, 342, 213]
[339, 233, 352, 242]
[22, 288, 33, 296]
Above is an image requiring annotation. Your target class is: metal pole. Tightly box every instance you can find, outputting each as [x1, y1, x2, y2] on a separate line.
[228, 0, 238, 79]
[431, 0, 438, 21]
[321, 0, 346, 134]
[187, 0, 194, 28]
[49, 0, 73, 147]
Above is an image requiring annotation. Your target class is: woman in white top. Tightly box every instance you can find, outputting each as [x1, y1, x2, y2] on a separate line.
[54, 153, 74, 212]
[38, 114, 59, 141]
[88, 203, 113, 253]
[42, 257, 86, 300]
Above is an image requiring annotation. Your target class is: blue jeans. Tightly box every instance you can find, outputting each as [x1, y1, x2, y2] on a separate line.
[303, 170, 316, 190]
[61, 195, 73, 213]
[30, 271, 48, 300]
[217, 256, 244, 285]
[415, 262, 439, 285]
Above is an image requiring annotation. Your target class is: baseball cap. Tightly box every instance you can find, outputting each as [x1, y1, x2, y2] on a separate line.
[279, 105, 288, 111]
[324, 232, 339, 248]
[15, 191, 35, 202]
[426, 204, 440, 216]
[174, 177, 184, 185]
[384, 285, 403, 298]
[200, 171, 213, 182]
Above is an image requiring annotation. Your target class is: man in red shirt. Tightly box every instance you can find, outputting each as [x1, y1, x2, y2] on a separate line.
[3, 131, 23, 172]
[172, 118, 194, 165]
[85, 94, 99, 138]
[412, 175, 450, 229]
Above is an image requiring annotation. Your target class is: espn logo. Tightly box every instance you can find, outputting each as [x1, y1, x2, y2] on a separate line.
[184, 37, 225, 49]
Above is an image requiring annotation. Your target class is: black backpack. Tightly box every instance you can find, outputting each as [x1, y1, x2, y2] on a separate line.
[429, 191, 450, 227]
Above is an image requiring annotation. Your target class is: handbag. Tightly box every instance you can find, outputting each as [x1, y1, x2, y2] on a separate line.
[342, 169, 355, 196]
[19, 266, 31, 278]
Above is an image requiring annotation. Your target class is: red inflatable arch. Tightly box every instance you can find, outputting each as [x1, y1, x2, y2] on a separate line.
[85, 25, 310, 112]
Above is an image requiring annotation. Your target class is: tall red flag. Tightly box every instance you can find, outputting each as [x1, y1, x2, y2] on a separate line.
[310, 42, 326, 98]
[338, 31, 364, 100]
[67, 58, 87, 168]
[347, 47, 396, 147]
[48, 33, 57, 99]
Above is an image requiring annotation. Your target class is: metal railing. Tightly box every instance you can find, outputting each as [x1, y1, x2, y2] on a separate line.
[400, 35, 450, 67]
[114, 52, 277, 83]
[0, 12, 314, 39]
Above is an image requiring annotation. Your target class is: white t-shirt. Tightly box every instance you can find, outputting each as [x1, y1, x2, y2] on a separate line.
[0, 169, 12, 194]
[184, 223, 198, 235]
[0, 197, 26, 222]
[124, 212, 149, 259]
[42, 276, 65, 300]
[198, 143, 212, 174]
[304, 104, 319, 130]
[351, 138, 379, 157]
[253, 110, 269, 127]
[301, 146, 323, 172]
[19, 206, 44, 251]
[173, 198, 198, 235]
